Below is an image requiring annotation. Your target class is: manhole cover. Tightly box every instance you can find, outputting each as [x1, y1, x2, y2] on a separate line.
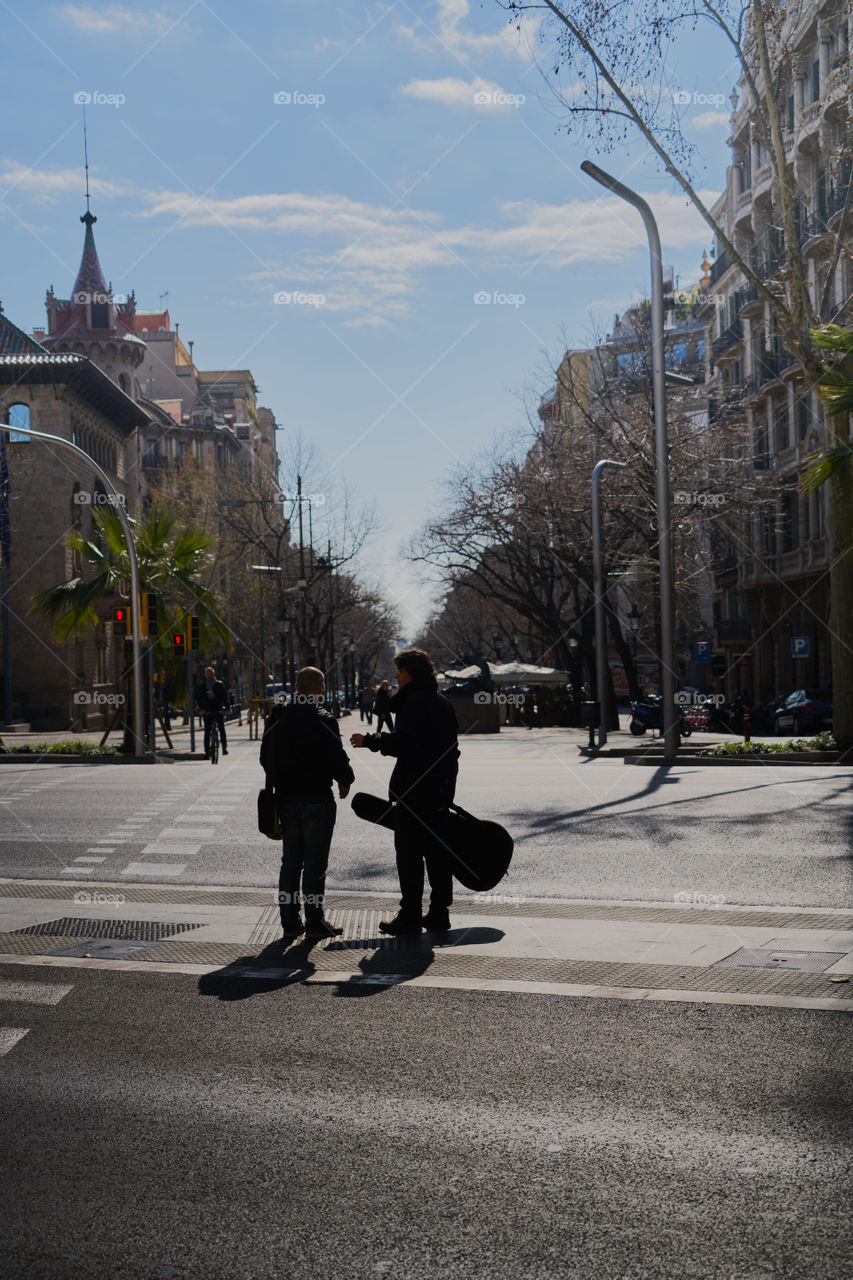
[714, 948, 846, 973]
[46, 938, 166, 958]
[13, 917, 203, 941]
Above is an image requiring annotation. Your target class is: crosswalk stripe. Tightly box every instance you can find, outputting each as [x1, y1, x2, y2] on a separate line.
[0, 1028, 28, 1056]
[121, 861, 187, 877]
[0, 979, 73, 1005]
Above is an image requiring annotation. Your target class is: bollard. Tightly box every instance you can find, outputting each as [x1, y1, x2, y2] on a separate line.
[743, 705, 751, 743]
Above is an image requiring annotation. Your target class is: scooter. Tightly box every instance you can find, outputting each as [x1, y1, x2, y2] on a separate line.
[629, 697, 692, 737]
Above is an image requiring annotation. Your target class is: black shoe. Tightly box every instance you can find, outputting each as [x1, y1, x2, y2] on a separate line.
[280, 921, 304, 940]
[422, 910, 451, 931]
[222, 748, 229, 755]
[304, 920, 344, 939]
[379, 912, 423, 936]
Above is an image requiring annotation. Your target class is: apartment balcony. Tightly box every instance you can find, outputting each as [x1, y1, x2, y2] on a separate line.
[824, 63, 850, 113]
[735, 282, 762, 316]
[753, 164, 772, 200]
[796, 101, 822, 150]
[712, 321, 743, 360]
[709, 249, 733, 286]
[735, 187, 753, 227]
[827, 181, 850, 223]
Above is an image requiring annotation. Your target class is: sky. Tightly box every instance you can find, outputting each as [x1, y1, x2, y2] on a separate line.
[1, 0, 740, 635]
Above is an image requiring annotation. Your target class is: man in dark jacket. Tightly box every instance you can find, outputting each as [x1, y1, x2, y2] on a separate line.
[351, 648, 459, 935]
[197, 666, 228, 757]
[261, 667, 355, 941]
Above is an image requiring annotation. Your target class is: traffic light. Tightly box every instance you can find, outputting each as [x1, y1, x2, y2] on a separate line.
[141, 592, 159, 638]
[112, 605, 129, 636]
[189, 615, 200, 650]
[172, 632, 185, 657]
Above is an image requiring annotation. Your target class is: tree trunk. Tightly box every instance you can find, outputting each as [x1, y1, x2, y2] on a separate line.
[826, 450, 853, 747]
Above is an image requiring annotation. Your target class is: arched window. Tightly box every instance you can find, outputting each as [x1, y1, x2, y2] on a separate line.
[118, 373, 130, 394]
[7, 402, 30, 442]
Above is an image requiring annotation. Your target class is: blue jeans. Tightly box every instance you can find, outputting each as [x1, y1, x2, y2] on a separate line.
[277, 799, 336, 926]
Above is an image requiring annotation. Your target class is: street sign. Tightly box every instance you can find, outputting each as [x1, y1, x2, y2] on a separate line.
[792, 636, 809, 658]
[695, 641, 710, 663]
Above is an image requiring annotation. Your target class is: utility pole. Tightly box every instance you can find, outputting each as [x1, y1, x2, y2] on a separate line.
[592, 459, 627, 748]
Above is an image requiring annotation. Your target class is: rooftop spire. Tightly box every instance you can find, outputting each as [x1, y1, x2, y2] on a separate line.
[72, 107, 108, 302]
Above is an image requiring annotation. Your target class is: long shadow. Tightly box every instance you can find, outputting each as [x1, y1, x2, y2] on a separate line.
[198, 926, 505, 1002]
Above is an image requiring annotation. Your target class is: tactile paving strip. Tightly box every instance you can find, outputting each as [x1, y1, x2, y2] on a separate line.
[1, 881, 851, 933]
[248, 905, 398, 950]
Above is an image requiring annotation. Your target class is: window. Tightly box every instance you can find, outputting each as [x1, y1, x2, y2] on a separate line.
[775, 399, 790, 451]
[796, 395, 811, 441]
[697, 339, 705, 361]
[90, 302, 110, 329]
[754, 417, 770, 470]
[812, 59, 820, 102]
[7, 402, 30, 442]
[666, 342, 687, 368]
[786, 94, 795, 132]
[817, 484, 827, 536]
[781, 490, 798, 552]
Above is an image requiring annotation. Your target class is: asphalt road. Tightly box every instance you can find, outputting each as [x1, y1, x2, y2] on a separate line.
[0, 726, 850, 907]
[2, 962, 851, 1280]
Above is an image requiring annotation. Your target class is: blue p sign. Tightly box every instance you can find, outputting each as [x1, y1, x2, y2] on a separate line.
[695, 641, 710, 663]
[791, 636, 809, 658]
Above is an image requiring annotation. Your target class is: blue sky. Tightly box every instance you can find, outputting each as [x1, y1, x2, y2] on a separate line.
[1, 0, 739, 632]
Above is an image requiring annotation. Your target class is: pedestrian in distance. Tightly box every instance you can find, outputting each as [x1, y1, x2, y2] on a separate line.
[358, 686, 373, 725]
[260, 667, 354, 942]
[197, 666, 228, 758]
[372, 679, 394, 733]
[351, 648, 459, 936]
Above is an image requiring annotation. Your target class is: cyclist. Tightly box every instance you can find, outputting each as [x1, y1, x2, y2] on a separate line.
[197, 666, 228, 759]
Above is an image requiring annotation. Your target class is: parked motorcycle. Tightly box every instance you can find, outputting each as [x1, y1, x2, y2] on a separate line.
[629, 697, 693, 737]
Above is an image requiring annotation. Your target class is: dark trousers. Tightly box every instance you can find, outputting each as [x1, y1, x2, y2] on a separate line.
[375, 712, 393, 733]
[393, 804, 452, 918]
[277, 799, 336, 926]
[203, 711, 226, 755]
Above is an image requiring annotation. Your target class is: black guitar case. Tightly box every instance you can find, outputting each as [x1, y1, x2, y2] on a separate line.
[351, 792, 513, 892]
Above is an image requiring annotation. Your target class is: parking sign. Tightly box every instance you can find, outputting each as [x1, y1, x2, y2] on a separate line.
[695, 641, 710, 663]
[791, 636, 809, 658]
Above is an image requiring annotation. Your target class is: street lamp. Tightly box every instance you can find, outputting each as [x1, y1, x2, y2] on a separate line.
[591, 458, 627, 747]
[581, 160, 679, 761]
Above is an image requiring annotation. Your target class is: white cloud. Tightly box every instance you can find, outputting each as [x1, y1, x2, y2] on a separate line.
[61, 5, 177, 36]
[397, 0, 539, 62]
[0, 161, 128, 202]
[401, 75, 519, 110]
[692, 111, 730, 129]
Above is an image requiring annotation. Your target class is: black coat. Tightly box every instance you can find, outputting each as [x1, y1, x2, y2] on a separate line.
[197, 678, 227, 714]
[365, 676, 459, 811]
[373, 688, 392, 717]
[260, 702, 355, 802]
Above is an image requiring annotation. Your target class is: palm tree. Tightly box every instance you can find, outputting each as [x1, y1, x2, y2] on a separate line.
[31, 504, 231, 737]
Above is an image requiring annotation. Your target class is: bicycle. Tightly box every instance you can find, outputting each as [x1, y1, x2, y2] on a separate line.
[203, 712, 220, 764]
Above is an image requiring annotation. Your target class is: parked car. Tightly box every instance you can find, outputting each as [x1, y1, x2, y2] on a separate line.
[772, 689, 833, 736]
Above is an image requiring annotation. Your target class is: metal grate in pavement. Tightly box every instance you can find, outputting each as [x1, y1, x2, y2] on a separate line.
[12, 917, 203, 941]
[714, 947, 846, 973]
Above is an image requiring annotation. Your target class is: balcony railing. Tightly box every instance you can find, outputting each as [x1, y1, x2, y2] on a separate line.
[712, 321, 743, 358]
[709, 249, 732, 285]
[748, 351, 788, 392]
[827, 182, 850, 220]
[735, 282, 759, 312]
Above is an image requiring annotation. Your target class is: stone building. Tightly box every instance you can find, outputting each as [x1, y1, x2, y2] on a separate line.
[700, 0, 851, 701]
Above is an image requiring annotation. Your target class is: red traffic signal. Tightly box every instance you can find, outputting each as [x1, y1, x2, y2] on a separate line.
[113, 606, 129, 636]
[172, 632, 186, 656]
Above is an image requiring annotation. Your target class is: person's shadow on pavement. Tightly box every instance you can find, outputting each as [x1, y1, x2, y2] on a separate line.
[331, 924, 505, 998]
[197, 937, 318, 1001]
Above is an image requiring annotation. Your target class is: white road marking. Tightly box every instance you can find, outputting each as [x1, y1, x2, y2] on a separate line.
[74, 856, 106, 864]
[0, 979, 73, 1005]
[61, 866, 94, 875]
[121, 862, 187, 877]
[0, 1028, 28, 1055]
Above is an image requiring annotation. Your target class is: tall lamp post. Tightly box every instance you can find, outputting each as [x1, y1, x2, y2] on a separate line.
[591, 458, 627, 747]
[0, 423, 146, 756]
[581, 160, 678, 761]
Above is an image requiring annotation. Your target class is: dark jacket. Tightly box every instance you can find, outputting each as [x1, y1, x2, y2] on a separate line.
[260, 701, 355, 802]
[373, 688, 392, 717]
[364, 676, 459, 811]
[197, 678, 227, 714]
